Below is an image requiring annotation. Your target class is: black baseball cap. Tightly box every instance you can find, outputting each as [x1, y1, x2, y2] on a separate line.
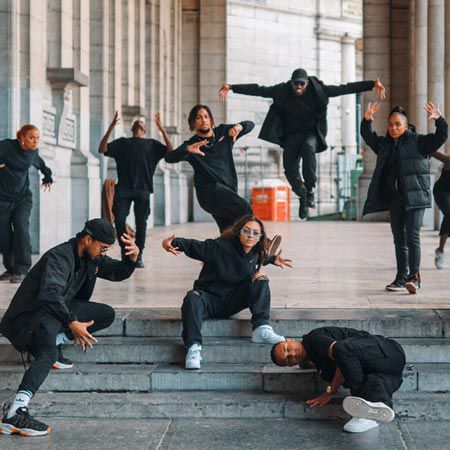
[83, 218, 116, 245]
[291, 68, 308, 83]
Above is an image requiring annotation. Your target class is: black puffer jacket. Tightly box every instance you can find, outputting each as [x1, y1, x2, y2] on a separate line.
[361, 116, 448, 215]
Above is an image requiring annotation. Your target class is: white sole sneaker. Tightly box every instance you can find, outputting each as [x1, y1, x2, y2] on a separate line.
[0, 422, 51, 436]
[343, 396, 395, 423]
[385, 285, 405, 292]
[52, 361, 74, 370]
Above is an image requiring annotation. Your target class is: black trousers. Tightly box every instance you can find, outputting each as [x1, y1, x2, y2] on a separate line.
[283, 132, 318, 197]
[334, 337, 405, 408]
[196, 183, 253, 233]
[389, 192, 425, 280]
[0, 193, 33, 275]
[181, 278, 271, 348]
[434, 188, 450, 236]
[112, 189, 150, 256]
[18, 299, 115, 395]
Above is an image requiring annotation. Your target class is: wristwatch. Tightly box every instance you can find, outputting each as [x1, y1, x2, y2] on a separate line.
[326, 385, 333, 395]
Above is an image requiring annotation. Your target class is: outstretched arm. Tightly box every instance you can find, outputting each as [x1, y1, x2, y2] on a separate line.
[154, 113, 174, 151]
[324, 79, 385, 100]
[162, 235, 217, 262]
[98, 111, 120, 154]
[360, 102, 383, 153]
[219, 83, 277, 101]
[417, 102, 448, 157]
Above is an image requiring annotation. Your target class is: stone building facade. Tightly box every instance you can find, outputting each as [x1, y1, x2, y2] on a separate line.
[1, 0, 365, 253]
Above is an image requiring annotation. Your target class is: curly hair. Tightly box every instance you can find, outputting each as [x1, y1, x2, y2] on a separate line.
[220, 214, 267, 268]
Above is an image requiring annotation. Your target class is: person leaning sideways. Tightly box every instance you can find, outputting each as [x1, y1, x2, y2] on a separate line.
[0, 219, 139, 437]
[271, 326, 406, 434]
[0, 124, 53, 284]
[162, 215, 292, 370]
[361, 102, 448, 293]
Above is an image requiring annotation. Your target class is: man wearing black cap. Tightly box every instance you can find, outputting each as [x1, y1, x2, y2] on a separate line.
[99, 111, 173, 267]
[219, 69, 386, 219]
[0, 218, 138, 436]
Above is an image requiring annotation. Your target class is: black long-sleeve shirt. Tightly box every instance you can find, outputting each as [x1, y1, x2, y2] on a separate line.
[0, 139, 53, 201]
[172, 236, 274, 299]
[165, 121, 254, 191]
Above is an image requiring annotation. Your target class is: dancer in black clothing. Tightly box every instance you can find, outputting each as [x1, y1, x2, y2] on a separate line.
[162, 215, 291, 370]
[361, 102, 448, 293]
[271, 326, 405, 433]
[219, 69, 386, 219]
[432, 152, 450, 269]
[0, 124, 53, 284]
[99, 112, 173, 268]
[0, 219, 139, 436]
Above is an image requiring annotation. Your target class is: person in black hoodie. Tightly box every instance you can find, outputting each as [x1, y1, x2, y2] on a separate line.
[99, 111, 173, 268]
[361, 102, 448, 293]
[162, 214, 292, 370]
[219, 69, 386, 219]
[0, 218, 138, 436]
[0, 124, 53, 284]
[271, 326, 405, 434]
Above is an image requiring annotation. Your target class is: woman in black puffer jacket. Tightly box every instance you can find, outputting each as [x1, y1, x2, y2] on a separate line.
[361, 102, 448, 294]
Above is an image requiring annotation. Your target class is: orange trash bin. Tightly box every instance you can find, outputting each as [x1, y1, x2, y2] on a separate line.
[251, 181, 290, 221]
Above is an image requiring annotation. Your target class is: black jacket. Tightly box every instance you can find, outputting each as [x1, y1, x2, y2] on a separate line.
[231, 78, 374, 152]
[172, 236, 274, 299]
[362, 116, 448, 216]
[0, 139, 53, 201]
[165, 122, 254, 191]
[0, 237, 135, 351]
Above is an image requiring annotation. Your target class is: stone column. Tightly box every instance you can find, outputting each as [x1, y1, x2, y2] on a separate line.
[341, 34, 357, 152]
[357, 0, 390, 220]
[414, 0, 428, 132]
[445, 0, 450, 154]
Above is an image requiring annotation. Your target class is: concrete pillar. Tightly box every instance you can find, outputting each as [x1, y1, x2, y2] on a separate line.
[341, 35, 357, 152]
[445, 0, 450, 154]
[357, 0, 390, 220]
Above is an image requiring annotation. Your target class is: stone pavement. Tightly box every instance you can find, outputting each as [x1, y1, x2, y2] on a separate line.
[1, 221, 448, 310]
[1, 418, 450, 450]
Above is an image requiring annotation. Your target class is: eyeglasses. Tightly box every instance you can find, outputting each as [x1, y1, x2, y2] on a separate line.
[240, 228, 262, 238]
[292, 80, 307, 87]
[93, 241, 112, 253]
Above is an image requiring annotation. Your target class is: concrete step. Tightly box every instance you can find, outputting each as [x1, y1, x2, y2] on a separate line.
[1, 391, 449, 421]
[2, 308, 449, 339]
[0, 363, 448, 393]
[2, 337, 449, 365]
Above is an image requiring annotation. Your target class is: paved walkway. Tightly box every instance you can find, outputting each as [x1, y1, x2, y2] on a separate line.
[1, 221, 449, 310]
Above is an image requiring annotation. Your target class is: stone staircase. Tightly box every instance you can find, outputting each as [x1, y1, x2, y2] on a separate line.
[1, 308, 450, 421]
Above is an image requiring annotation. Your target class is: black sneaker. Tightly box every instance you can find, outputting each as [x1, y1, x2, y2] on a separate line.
[405, 273, 420, 294]
[266, 235, 282, 257]
[0, 406, 51, 436]
[306, 191, 316, 208]
[135, 257, 145, 269]
[299, 196, 308, 220]
[0, 271, 13, 281]
[385, 279, 406, 292]
[52, 345, 74, 370]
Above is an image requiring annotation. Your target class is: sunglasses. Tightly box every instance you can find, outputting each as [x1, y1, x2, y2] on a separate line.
[240, 227, 262, 238]
[94, 241, 112, 253]
[292, 80, 307, 87]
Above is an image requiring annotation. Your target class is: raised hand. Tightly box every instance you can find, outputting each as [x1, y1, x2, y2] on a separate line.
[374, 78, 386, 100]
[69, 320, 98, 351]
[364, 102, 382, 121]
[187, 140, 207, 157]
[219, 84, 231, 102]
[162, 234, 180, 256]
[121, 233, 139, 262]
[274, 249, 293, 269]
[228, 124, 243, 143]
[154, 112, 164, 132]
[110, 110, 120, 129]
[423, 101, 442, 120]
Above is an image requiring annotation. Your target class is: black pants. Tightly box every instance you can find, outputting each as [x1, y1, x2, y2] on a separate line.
[18, 299, 115, 395]
[181, 278, 271, 348]
[283, 132, 317, 197]
[0, 193, 33, 275]
[196, 183, 253, 233]
[389, 192, 425, 280]
[334, 337, 405, 408]
[112, 189, 150, 256]
[434, 188, 450, 236]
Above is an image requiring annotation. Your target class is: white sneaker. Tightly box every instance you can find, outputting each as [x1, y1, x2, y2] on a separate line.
[185, 343, 202, 370]
[435, 249, 445, 270]
[343, 396, 395, 422]
[251, 325, 285, 344]
[343, 417, 379, 433]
